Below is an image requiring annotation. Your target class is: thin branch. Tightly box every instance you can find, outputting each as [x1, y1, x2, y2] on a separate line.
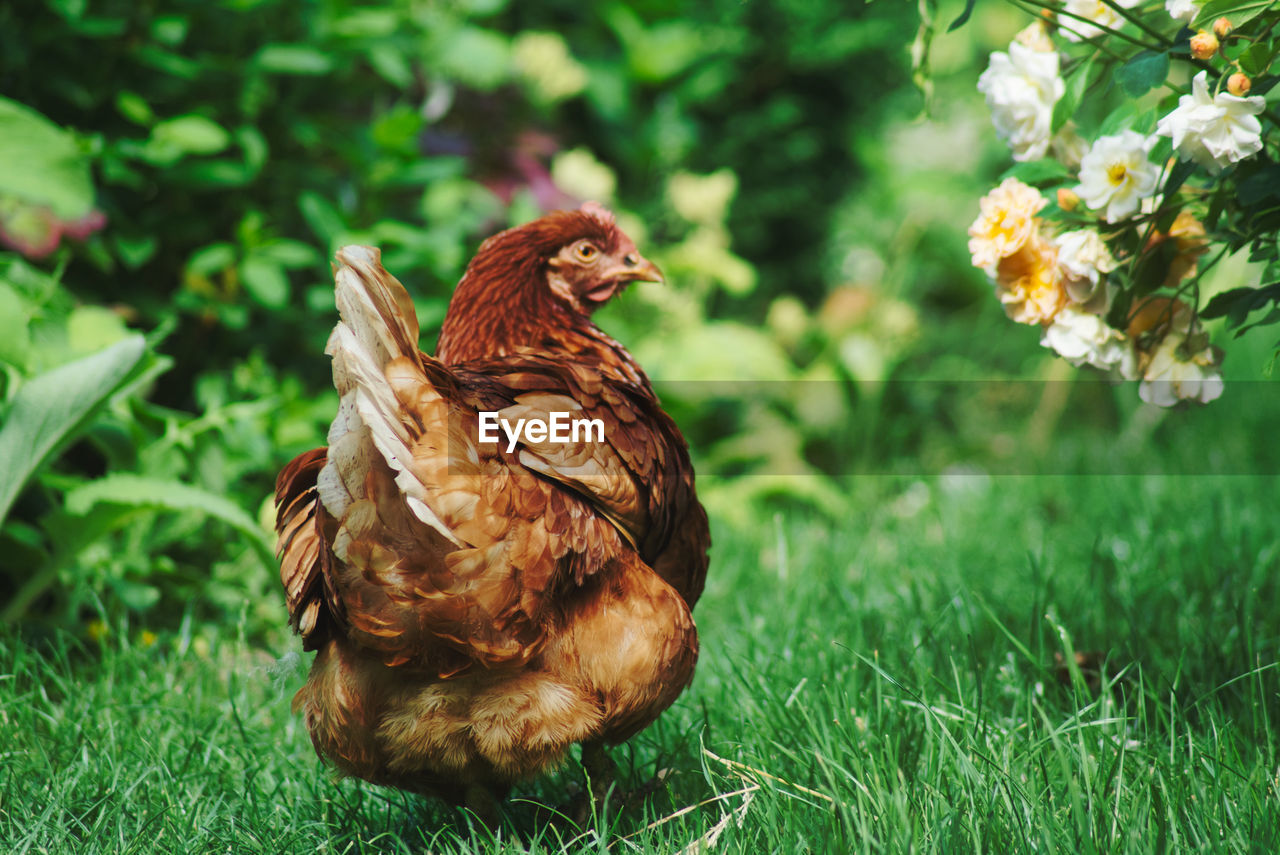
[1099, 0, 1174, 48]
[1012, 0, 1168, 53]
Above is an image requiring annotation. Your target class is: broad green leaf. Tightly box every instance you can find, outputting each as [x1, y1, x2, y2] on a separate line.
[0, 335, 146, 523]
[0, 98, 95, 219]
[1001, 159, 1072, 185]
[150, 14, 188, 46]
[1116, 51, 1170, 99]
[171, 159, 253, 188]
[150, 115, 231, 156]
[1194, 0, 1271, 29]
[64, 473, 274, 567]
[255, 44, 335, 75]
[256, 240, 320, 269]
[1234, 305, 1280, 339]
[332, 9, 399, 38]
[1239, 42, 1270, 77]
[186, 242, 236, 276]
[66, 306, 129, 357]
[236, 126, 268, 173]
[437, 27, 511, 90]
[1237, 165, 1280, 206]
[628, 21, 704, 82]
[0, 282, 31, 370]
[115, 91, 154, 126]
[298, 192, 347, 244]
[240, 256, 290, 308]
[1201, 286, 1260, 319]
[368, 44, 413, 89]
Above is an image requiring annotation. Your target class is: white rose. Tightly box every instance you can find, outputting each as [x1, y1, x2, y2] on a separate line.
[1164, 0, 1200, 23]
[1155, 71, 1265, 173]
[977, 41, 1064, 162]
[1074, 131, 1160, 223]
[1060, 0, 1141, 42]
[1041, 306, 1126, 369]
[1056, 229, 1116, 309]
[1138, 331, 1224, 406]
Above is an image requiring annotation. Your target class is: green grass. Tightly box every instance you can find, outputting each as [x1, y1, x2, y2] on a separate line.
[3, 474, 1278, 853]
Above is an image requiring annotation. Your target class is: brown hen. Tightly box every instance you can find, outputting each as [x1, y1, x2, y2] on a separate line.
[274, 205, 709, 822]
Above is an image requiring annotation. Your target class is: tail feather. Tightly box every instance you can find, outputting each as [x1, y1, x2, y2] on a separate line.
[318, 245, 460, 549]
[332, 246, 419, 363]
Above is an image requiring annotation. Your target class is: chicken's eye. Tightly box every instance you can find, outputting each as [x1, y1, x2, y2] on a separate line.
[574, 243, 599, 262]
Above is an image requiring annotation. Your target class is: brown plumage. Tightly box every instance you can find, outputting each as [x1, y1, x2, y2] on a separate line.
[275, 204, 709, 817]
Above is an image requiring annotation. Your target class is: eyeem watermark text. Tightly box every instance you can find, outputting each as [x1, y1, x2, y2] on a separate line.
[478, 412, 605, 453]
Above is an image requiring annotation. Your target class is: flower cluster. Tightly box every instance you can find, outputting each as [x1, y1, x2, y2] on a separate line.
[969, 176, 1220, 400]
[968, 4, 1279, 406]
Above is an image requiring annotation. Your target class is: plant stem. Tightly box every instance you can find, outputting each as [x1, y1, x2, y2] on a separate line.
[1011, 0, 1168, 53]
[1099, 0, 1173, 48]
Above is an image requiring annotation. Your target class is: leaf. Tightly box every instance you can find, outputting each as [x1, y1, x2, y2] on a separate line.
[1116, 51, 1170, 99]
[1159, 157, 1197, 202]
[1234, 305, 1280, 338]
[436, 27, 510, 90]
[1193, 0, 1272, 30]
[240, 256, 290, 308]
[186, 242, 236, 276]
[63, 473, 274, 568]
[948, 0, 977, 32]
[1097, 104, 1132, 139]
[0, 282, 31, 370]
[1001, 159, 1071, 185]
[114, 91, 154, 126]
[1201, 282, 1280, 332]
[255, 44, 335, 75]
[256, 239, 320, 269]
[1237, 165, 1280, 206]
[368, 44, 413, 89]
[298, 192, 347, 244]
[66, 306, 130, 357]
[236, 126, 268, 174]
[150, 115, 231, 156]
[1239, 42, 1270, 77]
[0, 335, 146, 523]
[1200, 286, 1260, 319]
[0, 97, 95, 219]
[112, 232, 159, 269]
[1053, 59, 1093, 134]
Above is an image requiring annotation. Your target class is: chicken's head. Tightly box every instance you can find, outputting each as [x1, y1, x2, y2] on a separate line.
[540, 203, 662, 314]
[438, 203, 664, 361]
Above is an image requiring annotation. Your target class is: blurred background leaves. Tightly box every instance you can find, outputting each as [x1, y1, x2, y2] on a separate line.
[0, 0, 1274, 640]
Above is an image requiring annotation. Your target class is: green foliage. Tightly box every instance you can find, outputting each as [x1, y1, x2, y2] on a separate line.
[0, 0, 931, 633]
[0, 97, 95, 219]
[0, 337, 144, 523]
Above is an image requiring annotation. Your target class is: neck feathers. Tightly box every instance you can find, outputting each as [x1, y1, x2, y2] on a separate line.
[434, 234, 646, 387]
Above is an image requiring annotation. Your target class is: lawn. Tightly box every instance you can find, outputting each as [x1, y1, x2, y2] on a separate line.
[5, 471, 1277, 853]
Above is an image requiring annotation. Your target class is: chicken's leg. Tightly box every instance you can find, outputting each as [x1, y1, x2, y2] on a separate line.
[564, 739, 617, 825]
[463, 783, 502, 831]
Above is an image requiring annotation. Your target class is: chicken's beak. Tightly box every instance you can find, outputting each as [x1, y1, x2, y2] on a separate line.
[611, 252, 664, 287]
[584, 253, 664, 304]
